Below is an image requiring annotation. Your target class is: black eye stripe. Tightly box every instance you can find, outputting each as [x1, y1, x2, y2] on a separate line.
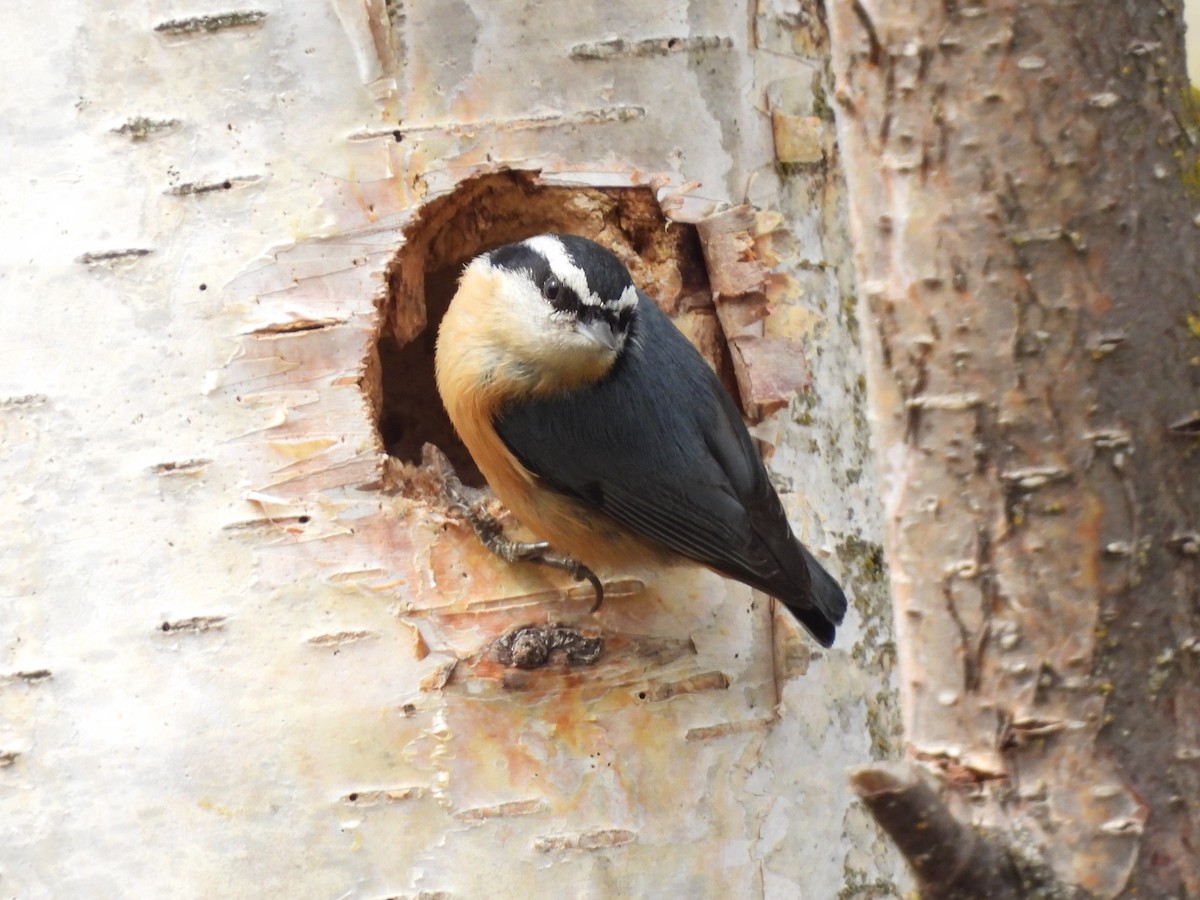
[542, 275, 585, 315]
[556, 287, 582, 314]
[493, 241, 634, 333]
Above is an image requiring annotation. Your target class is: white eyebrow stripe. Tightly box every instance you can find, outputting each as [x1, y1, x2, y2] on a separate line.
[523, 235, 640, 315]
[523, 235, 599, 306]
[615, 284, 638, 312]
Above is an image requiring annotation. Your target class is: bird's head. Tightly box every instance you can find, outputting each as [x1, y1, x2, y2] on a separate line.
[451, 234, 640, 392]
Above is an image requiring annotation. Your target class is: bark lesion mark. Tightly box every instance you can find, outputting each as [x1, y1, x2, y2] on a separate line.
[999, 465, 1071, 528]
[1032, 661, 1060, 705]
[971, 402, 992, 475]
[341, 786, 428, 806]
[307, 630, 377, 647]
[931, 81, 951, 169]
[906, 403, 923, 446]
[941, 570, 982, 693]
[937, 523, 996, 696]
[998, 175, 1044, 277]
[636, 671, 731, 702]
[248, 318, 347, 336]
[1167, 412, 1200, 435]
[77, 248, 154, 265]
[851, 0, 883, 66]
[1087, 332, 1125, 359]
[916, 45, 934, 83]
[493, 624, 603, 670]
[1165, 532, 1199, 555]
[534, 829, 636, 852]
[454, 799, 547, 821]
[879, 58, 897, 144]
[569, 35, 732, 60]
[159, 615, 227, 634]
[1109, 449, 1142, 588]
[975, 523, 1000, 646]
[999, 466, 1070, 491]
[1041, 384, 1068, 439]
[875, 299, 897, 370]
[903, 338, 934, 445]
[685, 717, 774, 741]
[998, 710, 1067, 755]
[0, 669, 52, 686]
[153, 11, 267, 35]
[151, 458, 212, 475]
[165, 174, 264, 196]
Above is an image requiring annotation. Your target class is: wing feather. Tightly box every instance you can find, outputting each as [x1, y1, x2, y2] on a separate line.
[494, 291, 845, 644]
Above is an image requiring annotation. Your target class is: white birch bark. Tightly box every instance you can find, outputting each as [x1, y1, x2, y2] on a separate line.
[1, 2, 905, 897]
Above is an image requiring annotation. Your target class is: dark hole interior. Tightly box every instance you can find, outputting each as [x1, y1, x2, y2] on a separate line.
[377, 260, 481, 483]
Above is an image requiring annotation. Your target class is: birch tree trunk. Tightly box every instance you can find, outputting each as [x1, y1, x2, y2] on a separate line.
[828, 1, 1200, 896]
[1, 2, 905, 897]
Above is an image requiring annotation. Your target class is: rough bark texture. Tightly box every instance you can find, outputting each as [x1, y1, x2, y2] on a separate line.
[1, 1, 906, 896]
[828, 0, 1200, 896]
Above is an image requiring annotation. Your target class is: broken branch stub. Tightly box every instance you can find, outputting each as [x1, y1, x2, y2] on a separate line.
[849, 762, 1026, 900]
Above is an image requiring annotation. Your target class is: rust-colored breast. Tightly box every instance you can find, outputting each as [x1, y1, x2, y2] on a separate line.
[434, 267, 663, 572]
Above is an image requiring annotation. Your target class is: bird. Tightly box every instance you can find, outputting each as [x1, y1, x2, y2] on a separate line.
[434, 233, 847, 647]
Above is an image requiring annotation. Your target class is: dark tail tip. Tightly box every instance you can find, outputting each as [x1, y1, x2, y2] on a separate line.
[788, 547, 848, 648]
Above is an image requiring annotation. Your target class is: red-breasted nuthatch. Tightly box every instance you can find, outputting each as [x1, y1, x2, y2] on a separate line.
[434, 234, 846, 646]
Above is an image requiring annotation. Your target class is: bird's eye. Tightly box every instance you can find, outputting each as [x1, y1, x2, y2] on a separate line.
[542, 275, 563, 302]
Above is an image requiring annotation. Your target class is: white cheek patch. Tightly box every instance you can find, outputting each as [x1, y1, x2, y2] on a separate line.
[473, 257, 577, 352]
[467, 252, 623, 384]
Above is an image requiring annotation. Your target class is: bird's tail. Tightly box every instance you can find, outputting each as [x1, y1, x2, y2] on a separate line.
[782, 546, 847, 649]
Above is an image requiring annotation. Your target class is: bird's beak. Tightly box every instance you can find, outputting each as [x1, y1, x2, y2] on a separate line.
[575, 318, 621, 352]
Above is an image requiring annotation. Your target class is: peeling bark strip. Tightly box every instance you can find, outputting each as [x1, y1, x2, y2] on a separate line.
[247, 317, 347, 336]
[829, 0, 1200, 895]
[347, 106, 645, 142]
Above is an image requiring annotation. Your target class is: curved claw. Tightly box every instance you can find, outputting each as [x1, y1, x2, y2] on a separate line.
[526, 550, 605, 612]
[571, 564, 605, 613]
[435, 454, 605, 612]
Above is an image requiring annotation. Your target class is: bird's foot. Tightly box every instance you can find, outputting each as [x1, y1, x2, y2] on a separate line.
[430, 446, 605, 612]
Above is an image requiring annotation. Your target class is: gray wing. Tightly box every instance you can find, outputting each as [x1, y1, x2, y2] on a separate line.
[494, 293, 845, 645]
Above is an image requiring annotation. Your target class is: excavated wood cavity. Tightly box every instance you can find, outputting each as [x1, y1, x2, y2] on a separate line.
[370, 170, 712, 486]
